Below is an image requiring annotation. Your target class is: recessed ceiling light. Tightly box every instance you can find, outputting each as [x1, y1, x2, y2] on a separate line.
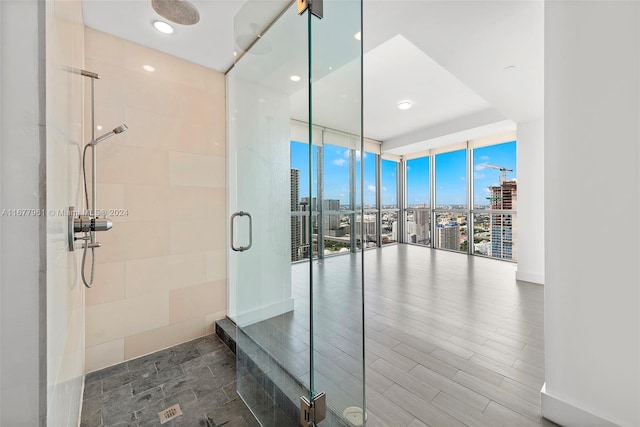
[143, 65, 155, 72]
[96, 125, 103, 131]
[153, 20, 174, 34]
[233, 51, 237, 57]
[397, 100, 412, 110]
[290, 75, 301, 82]
[354, 32, 361, 41]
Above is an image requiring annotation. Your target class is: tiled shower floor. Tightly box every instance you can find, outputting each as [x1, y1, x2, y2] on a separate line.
[80, 334, 258, 427]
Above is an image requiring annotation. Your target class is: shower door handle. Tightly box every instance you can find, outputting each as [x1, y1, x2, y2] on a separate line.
[230, 211, 252, 252]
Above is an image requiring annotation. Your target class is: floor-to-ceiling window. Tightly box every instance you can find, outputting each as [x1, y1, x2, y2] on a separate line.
[380, 158, 399, 245]
[291, 134, 516, 262]
[290, 140, 318, 261]
[290, 130, 382, 258]
[401, 138, 517, 262]
[434, 149, 468, 252]
[322, 142, 354, 256]
[357, 150, 378, 249]
[405, 155, 431, 245]
[471, 140, 517, 260]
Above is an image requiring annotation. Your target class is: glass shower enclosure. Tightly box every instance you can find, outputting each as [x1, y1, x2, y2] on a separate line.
[227, 0, 364, 425]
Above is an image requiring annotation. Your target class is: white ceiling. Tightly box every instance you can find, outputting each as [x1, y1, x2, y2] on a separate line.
[82, 0, 543, 155]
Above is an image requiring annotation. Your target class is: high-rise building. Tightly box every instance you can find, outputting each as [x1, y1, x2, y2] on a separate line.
[488, 180, 517, 259]
[291, 169, 301, 261]
[436, 221, 460, 250]
[322, 199, 341, 235]
[406, 207, 430, 245]
[298, 201, 311, 259]
[301, 197, 317, 211]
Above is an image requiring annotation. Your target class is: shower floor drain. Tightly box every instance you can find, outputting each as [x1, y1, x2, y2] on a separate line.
[158, 403, 183, 424]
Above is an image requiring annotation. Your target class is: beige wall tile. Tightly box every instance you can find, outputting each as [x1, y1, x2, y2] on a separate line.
[206, 249, 227, 282]
[124, 252, 207, 298]
[94, 223, 125, 263]
[168, 186, 207, 220]
[169, 280, 226, 323]
[203, 70, 226, 98]
[169, 152, 225, 188]
[169, 219, 220, 254]
[86, 261, 125, 306]
[121, 107, 179, 151]
[124, 318, 206, 361]
[205, 311, 227, 334]
[123, 184, 171, 222]
[124, 69, 181, 117]
[85, 27, 125, 63]
[169, 121, 207, 155]
[84, 57, 128, 116]
[117, 220, 170, 260]
[86, 28, 228, 371]
[205, 188, 227, 220]
[86, 292, 170, 347]
[98, 144, 169, 185]
[96, 183, 125, 216]
[85, 339, 125, 374]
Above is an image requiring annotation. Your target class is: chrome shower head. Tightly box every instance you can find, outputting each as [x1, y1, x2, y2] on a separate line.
[91, 124, 128, 145]
[113, 124, 128, 134]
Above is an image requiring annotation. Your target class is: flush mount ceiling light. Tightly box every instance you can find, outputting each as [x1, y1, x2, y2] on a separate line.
[397, 100, 412, 110]
[153, 20, 174, 34]
[290, 75, 301, 82]
[152, 0, 200, 25]
[143, 65, 156, 72]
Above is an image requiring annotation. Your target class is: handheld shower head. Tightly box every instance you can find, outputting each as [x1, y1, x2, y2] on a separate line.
[91, 123, 128, 145]
[113, 124, 128, 134]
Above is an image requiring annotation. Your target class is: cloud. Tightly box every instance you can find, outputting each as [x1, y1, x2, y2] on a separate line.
[382, 186, 388, 192]
[475, 164, 486, 171]
[480, 155, 489, 160]
[474, 172, 485, 179]
[367, 184, 376, 192]
[333, 158, 346, 166]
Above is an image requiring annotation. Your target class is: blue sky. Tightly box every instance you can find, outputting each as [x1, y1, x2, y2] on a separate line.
[291, 140, 516, 207]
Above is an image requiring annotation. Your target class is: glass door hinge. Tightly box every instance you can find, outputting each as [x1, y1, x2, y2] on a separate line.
[297, 0, 323, 19]
[300, 392, 326, 426]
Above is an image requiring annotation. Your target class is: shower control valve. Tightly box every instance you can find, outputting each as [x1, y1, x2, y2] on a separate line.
[73, 216, 113, 233]
[68, 206, 113, 252]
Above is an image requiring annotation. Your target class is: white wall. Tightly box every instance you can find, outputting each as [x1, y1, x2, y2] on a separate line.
[516, 119, 544, 284]
[0, 0, 45, 425]
[544, 2, 640, 426]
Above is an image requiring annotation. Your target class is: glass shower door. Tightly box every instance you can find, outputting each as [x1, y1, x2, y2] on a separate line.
[228, 1, 363, 425]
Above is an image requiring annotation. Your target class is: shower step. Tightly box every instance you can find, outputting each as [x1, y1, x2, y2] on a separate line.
[215, 317, 351, 427]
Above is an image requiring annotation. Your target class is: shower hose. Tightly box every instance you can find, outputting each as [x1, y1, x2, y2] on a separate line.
[81, 143, 95, 288]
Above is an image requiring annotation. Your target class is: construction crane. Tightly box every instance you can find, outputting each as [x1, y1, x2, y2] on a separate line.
[480, 163, 513, 185]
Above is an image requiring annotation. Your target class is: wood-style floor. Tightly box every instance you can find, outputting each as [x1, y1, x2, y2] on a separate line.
[242, 245, 553, 426]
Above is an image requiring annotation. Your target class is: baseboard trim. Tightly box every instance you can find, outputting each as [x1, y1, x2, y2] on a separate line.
[541, 383, 620, 427]
[516, 270, 544, 285]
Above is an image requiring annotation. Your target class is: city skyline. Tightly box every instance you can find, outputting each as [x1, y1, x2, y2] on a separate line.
[292, 140, 516, 207]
